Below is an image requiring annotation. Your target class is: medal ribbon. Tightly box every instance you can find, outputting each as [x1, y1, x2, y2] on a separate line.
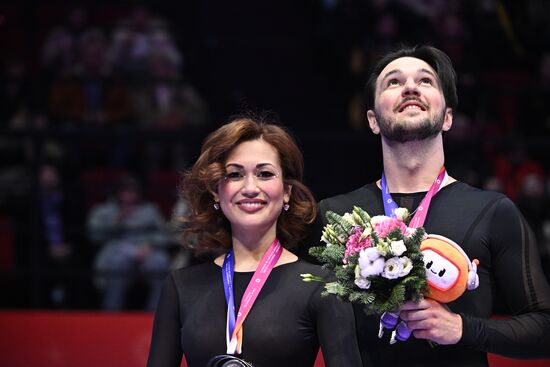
[381, 166, 447, 228]
[222, 238, 282, 355]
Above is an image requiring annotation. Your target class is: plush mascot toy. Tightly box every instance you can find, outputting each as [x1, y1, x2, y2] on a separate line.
[421, 234, 480, 303]
[380, 234, 479, 343]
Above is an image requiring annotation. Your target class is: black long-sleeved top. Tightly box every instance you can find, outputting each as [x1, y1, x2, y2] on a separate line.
[301, 181, 550, 367]
[146, 260, 362, 367]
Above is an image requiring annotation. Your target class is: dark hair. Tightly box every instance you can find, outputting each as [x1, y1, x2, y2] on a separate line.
[364, 45, 458, 111]
[116, 175, 142, 194]
[180, 114, 317, 254]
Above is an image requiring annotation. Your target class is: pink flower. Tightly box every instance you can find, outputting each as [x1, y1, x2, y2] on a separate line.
[373, 217, 407, 238]
[344, 226, 372, 260]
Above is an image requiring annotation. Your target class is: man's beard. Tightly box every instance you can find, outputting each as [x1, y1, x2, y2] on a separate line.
[375, 109, 445, 143]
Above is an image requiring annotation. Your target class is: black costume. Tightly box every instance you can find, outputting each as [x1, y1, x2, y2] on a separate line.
[147, 260, 362, 367]
[302, 181, 550, 367]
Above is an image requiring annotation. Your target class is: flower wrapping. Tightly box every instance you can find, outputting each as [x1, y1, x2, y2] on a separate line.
[302, 206, 429, 315]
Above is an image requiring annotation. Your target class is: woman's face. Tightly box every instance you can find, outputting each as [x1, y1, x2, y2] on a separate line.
[216, 139, 290, 237]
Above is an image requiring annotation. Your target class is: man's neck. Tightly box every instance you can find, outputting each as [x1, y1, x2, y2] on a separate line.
[380, 135, 445, 193]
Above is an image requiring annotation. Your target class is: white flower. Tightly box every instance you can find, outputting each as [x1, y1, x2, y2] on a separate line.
[355, 277, 371, 289]
[394, 207, 409, 222]
[358, 252, 370, 270]
[358, 248, 384, 278]
[390, 240, 407, 256]
[382, 257, 403, 279]
[359, 255, 385, 278]
[364, 247, 381, 261]
[399, 256, 413, 277]
[370, 215, 388, 225]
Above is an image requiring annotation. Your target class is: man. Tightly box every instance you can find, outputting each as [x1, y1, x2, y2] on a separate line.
[303, 45, 550, 366]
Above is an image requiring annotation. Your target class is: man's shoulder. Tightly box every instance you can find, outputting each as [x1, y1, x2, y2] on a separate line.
[440, 181, 515, 216]
[446, 181, 508, 202]
[318, 182, 379, 214]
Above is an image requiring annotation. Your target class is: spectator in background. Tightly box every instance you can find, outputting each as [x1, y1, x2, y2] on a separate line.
[87, 175, 171, 310]
[491, 140, 545, 201]
[40, 164, 74, 262]
[48, 28, 132, 169]
[107, 4, 182, 81]
[39, 163, 87, 307]
[48, 28, 131, 128]
[130, 51, 208, 172]
[482, 175, 505, 193]
[41, 5, 91, 79]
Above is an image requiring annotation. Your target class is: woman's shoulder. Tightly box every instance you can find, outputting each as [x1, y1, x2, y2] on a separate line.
[170, 261, 219, 284]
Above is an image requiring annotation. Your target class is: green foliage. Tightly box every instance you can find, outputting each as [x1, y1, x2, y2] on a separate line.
[326, 211, 354, 236]
[349, 291, 376, 305]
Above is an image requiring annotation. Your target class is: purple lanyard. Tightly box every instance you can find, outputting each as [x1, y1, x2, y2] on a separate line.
[221, 238, 282, 354]
[381, 167, 447, 228]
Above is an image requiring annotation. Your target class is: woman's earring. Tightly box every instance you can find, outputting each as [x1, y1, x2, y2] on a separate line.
[283, 203, 290, 211]
[213, 202, 220, 210]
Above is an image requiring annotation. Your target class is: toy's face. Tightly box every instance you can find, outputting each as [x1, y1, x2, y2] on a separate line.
[423, 249, 460, 291]
[420, 235, 475, 303]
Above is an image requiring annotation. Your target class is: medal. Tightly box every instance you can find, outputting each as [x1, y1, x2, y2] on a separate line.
[207, 354, 254, 367]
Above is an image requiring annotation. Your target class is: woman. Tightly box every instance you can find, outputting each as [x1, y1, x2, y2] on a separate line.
[146, 116, 362, 367]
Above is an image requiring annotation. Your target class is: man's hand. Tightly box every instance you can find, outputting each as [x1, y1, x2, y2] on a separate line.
[399, 298, 463, 345]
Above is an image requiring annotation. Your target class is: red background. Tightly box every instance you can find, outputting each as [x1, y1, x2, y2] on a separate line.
[1, 311, 549, 367]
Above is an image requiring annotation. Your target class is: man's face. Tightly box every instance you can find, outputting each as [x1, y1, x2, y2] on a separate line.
[367, 57, 452, 142]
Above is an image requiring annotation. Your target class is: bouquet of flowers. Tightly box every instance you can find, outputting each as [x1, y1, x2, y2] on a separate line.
[302, 206, 428, 316]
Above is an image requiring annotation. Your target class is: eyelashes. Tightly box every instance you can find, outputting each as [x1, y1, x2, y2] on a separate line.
[224, 169, 279, 182]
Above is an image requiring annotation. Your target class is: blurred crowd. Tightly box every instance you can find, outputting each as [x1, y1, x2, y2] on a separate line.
[0, 3, 206, 310]
[0, 0, 549, 310]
